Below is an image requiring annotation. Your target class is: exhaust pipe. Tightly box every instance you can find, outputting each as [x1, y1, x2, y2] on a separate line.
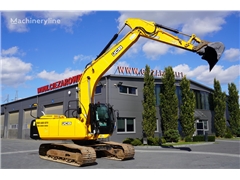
[197, 42, 225, 71]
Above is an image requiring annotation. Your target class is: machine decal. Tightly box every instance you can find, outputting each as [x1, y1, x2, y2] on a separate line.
[112, 45, 123, 56]
[36, 121, 48, 127]
[62, 121, 72, 126]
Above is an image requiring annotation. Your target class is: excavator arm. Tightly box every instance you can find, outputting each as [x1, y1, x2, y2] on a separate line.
[78, 18, 225, 137]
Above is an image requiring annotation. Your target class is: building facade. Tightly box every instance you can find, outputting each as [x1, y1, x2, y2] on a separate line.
[1, 73, 228, 143]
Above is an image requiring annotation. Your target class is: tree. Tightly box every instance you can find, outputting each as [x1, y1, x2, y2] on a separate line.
[142, 65, 156, 138]
[213, 78, 226, 137]
[179, 75, 196, 138]
[227, 82, 240, 136]
[160, 66, 178, 134]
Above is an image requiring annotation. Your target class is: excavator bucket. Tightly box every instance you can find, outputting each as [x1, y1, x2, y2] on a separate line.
[197, 42, 225, 71]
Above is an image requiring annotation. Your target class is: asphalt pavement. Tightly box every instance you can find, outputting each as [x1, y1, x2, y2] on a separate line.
[0, 138, 239, 169]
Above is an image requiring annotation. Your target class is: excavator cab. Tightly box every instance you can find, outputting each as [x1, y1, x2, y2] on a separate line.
[197, 42, 225, 71]
[89, 103, 115, 135]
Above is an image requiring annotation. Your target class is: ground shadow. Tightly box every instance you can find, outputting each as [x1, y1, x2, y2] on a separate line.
[80, 162, 98, 167]
[159, 144, 192, 152]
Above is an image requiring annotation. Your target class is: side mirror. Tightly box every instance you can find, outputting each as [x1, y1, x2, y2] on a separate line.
[30, 103, 38, 119]
[77, 107, 82, 114]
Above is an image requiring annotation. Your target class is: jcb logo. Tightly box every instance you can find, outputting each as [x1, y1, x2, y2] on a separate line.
[62, 121, 72, 126]
[112, 45, 123, 56]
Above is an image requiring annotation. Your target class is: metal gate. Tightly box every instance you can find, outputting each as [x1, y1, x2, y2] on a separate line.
[8, 111, 19, 138]
[23, 108, 37, 139]
[1, 114, 4, 138]
[44, 103, 63, 115]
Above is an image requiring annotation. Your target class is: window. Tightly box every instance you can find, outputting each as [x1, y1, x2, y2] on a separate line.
[194, 90, 202, 109]
[127, 118, 134, 131]
[119, 86, 127, 93]
[204, 92, 210, 110]
[129, 87, 137, 94]
[22, 123, 29, 129]
[193, 90, 213, 110]
[202, 120, 208, 130]
[95, 104, 109, 127]
[95, 85, 102, 94]
[9, 124, 18, 129]
[195, 119, 208, 135]
[155, 84, 161, 106]
[209, 93, 214, 110]
[155, 84, 182, 106]
[119, 85, 137, 95]
[196, 122, 203, 129]
[196, 120, 208, 130]
[176, 86, 182, 107]
[117, 117, 135, 133]
[117, 118, 125, 132]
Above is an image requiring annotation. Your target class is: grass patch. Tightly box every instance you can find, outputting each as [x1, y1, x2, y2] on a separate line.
[163, 141, 208, 146]
[123, 136, 240, 147]
[216, 137, 240, 141]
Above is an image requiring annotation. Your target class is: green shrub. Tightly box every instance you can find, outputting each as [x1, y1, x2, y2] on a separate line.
[160, 137, 166, 144]
[184, 136, 192, 142]
[236, 127, 240, 137]
[164, 130, 180, 142]
[207, 135, 215, 142]
[131, 138, 142, 146]
[225, 127, 233, 138]
[224, 133, 233, 138]
[147, 137, 154, 145]
[193, 135, 204, 142]
[147, 137, 160, 145]
[122, 138, 134, 144]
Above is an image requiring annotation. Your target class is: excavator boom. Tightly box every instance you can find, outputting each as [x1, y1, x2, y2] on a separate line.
[78, 18, 225, 124]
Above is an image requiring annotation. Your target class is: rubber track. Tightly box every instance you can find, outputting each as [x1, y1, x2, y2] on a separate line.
[39, 143, 96, 167]
[100, 141, 135, 160]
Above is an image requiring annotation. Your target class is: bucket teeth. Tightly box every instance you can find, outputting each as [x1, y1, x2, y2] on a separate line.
[197, 42, 225, 71]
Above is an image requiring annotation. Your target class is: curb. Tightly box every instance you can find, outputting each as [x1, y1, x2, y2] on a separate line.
[172, 142, 215, 147]
[133, 142, 215, 149]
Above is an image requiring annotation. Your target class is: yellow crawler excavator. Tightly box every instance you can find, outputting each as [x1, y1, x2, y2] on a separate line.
[30, 18, 225, 166]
